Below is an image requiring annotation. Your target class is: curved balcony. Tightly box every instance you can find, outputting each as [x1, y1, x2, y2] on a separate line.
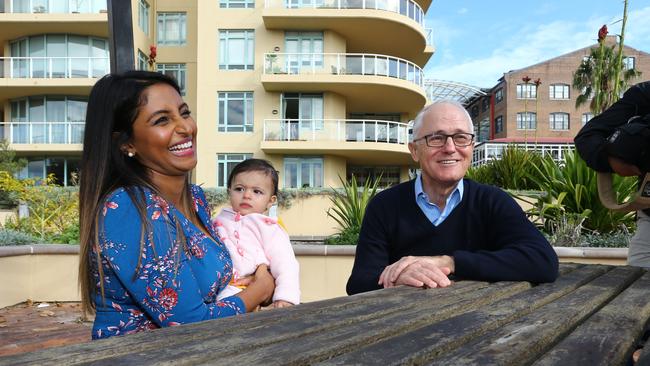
[262, 53, 426, 113]
[263, 0, 433, 66]
[0, 122, 84, 151]
[0, 57, 109, 79]
[261, 119, 413, 165]
[2, 1, 107, 14]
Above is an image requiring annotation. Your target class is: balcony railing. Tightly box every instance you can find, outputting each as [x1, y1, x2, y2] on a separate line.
[472, 142, 575, 167]
[0, 122, 85, 144]
[265, 0, 425, 27]
[2, 0, 107, 13]
[425, 27, 434, 47]
[0, 57, 109, 78]
[263, 119, 409, 144]
[264, 53, 423, 87]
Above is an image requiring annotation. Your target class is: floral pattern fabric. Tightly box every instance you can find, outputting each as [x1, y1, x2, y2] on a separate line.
[91, 185, 245, 339]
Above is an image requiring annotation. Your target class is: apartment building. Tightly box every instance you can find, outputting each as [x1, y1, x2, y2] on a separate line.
[1, 0, 434, 188]
[466, 37, 650, 165]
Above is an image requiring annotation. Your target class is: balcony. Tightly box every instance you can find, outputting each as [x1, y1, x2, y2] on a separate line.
[263, 0, 433, 66]
[0, 10, 107, 47]
[262, 53, 427, 113]
[261, 119, 413, 165]
[0, 57, 109, 79]
[0, 122, 84, 151]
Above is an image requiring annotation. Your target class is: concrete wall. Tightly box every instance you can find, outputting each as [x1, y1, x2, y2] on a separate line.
[0, 244, 628, 309]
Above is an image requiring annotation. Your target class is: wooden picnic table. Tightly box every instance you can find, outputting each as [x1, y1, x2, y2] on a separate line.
[1, 263, 650, 365]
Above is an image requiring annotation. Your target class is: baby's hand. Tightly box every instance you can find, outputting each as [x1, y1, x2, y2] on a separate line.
[272, 300, 293, 308]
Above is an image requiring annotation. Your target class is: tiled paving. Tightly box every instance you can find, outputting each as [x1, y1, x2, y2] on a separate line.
[0, 302, 92, 357]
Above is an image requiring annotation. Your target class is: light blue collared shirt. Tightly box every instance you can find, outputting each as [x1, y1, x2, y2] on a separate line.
[414, 174, 464, 226]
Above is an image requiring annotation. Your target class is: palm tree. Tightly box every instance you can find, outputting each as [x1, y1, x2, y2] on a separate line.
[572, 0, 641, 115]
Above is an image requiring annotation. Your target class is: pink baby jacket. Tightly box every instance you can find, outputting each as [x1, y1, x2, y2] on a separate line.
[213, 207, 300, 304]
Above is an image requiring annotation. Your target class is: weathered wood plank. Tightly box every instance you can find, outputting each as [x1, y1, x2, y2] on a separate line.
[120, 281, 532, 366]
[0, 282, 489, 366]
[0, 263, 582, 366]
[427, 265, 644, 366]
[318, 264, 612, 365]
[533, 271, 650, 366]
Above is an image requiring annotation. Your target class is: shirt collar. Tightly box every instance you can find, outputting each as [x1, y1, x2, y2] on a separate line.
[414, 173, 464, 206]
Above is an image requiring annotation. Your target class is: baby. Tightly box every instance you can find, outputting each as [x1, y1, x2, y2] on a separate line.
[214, 159, 300, 308]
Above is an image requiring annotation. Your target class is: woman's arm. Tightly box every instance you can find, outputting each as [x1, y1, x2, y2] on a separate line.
[99, 190, 246, 327]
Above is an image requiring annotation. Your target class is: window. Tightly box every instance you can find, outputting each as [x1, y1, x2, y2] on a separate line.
[549, 112, 570, 130]
[217, 154, 253, 187]
[623, 56, 635, 71]
[9, 96, 87, 144]
[495, 115, 503, 134]
[582, 112, 593, 126]
[157, 63, 187, 95]
[516, 84, 537, 99]
[16, 157, 80, 186]
[481, 97, 489, 112]
[284, 157, 323, 188]
[9, 34, 108, 78]
[285, 32, 323, 73]
[516, 112, 536, 130]
[495, 88, 503, 103]
[347, 166, 400, 187]
[138, 0, 150, 35]
[220, 0, 254, 8]
[137, 49, 148, 70]
[157, 12, 187, 46]
[219, 30, 254, 70]
[218, 92, 254, 132]
[549, 84, 570, 99]
[470, 105, 479, 118]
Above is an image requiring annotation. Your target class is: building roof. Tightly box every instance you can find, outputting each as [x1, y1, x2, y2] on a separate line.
[424, 79, 487, 106]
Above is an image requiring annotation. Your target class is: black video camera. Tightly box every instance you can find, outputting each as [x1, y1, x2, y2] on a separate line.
[605, 114, 650, 173]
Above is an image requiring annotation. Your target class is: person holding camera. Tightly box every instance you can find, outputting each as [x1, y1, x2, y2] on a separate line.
[574, 81, 650, 268]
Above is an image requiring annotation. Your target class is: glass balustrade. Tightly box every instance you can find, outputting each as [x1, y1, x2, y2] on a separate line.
[0, 57, 109, 78]
[265, 0, 425, 27]
[0, 122, 85, 144]
[263, 119, 409, 144]
[264, 53, 423, 87]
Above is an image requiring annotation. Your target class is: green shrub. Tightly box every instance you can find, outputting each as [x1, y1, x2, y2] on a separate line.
[466, 146, 546, 190]
[0, 229, 42, 246]
[324, 227, 359, 245]
[326, 175, 381, 245]
[525, 150, 637, 234]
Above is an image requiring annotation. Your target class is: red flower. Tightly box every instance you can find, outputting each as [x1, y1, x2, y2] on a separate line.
[522, 75, 531, 84]
[158, 288, 178, 311]
[148, 45, 157, 67]
[598, 25, 608, 43]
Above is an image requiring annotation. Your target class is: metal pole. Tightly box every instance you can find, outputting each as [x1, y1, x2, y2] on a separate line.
[107, 0, 135, 73]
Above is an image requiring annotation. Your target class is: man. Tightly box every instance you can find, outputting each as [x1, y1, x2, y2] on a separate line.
[346, 100, 559, 295]
[574, 81, 650, 268]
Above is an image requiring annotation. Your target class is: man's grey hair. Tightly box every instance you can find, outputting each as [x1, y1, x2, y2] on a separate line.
[410, 100, 475, 142]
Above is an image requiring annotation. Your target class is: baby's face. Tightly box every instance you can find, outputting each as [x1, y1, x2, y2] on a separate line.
[229, 171, 277, 216]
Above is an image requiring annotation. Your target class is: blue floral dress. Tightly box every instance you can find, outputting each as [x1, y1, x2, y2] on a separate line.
[91, 185, 245, 339]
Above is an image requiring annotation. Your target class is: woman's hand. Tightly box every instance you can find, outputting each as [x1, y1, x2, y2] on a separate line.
[236, 264, 275, 312]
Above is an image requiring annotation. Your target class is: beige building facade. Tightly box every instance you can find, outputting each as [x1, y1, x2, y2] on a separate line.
[1, 0, 434, 190]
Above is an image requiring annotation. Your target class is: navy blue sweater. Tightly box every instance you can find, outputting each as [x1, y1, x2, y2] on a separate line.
[346, 179, 559, 295]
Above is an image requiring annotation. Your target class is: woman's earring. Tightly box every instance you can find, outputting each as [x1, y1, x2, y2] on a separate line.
[127, 152, 135, 157]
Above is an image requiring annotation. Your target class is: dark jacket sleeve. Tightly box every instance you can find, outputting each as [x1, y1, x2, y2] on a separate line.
[574, 81, 650, 172]
[453, 187, 559, 283]
[346, 193, 391, 295]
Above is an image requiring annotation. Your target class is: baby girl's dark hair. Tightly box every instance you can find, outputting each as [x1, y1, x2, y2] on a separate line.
[227, 158, 279, 196]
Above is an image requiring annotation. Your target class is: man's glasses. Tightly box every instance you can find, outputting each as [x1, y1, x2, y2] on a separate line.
[413, 133, 475, 147]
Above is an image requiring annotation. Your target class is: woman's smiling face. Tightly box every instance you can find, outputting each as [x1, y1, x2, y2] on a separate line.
[125, 83, 197, 179]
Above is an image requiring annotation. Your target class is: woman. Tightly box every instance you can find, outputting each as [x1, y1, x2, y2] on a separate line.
[78, 71, 274, 339]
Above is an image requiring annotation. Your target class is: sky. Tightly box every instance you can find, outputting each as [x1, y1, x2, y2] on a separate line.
[424, 1, 650, 88]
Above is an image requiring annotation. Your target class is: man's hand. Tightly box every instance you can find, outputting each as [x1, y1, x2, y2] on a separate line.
[608, 156, 641, 176]
[378, 255, 454, 289]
